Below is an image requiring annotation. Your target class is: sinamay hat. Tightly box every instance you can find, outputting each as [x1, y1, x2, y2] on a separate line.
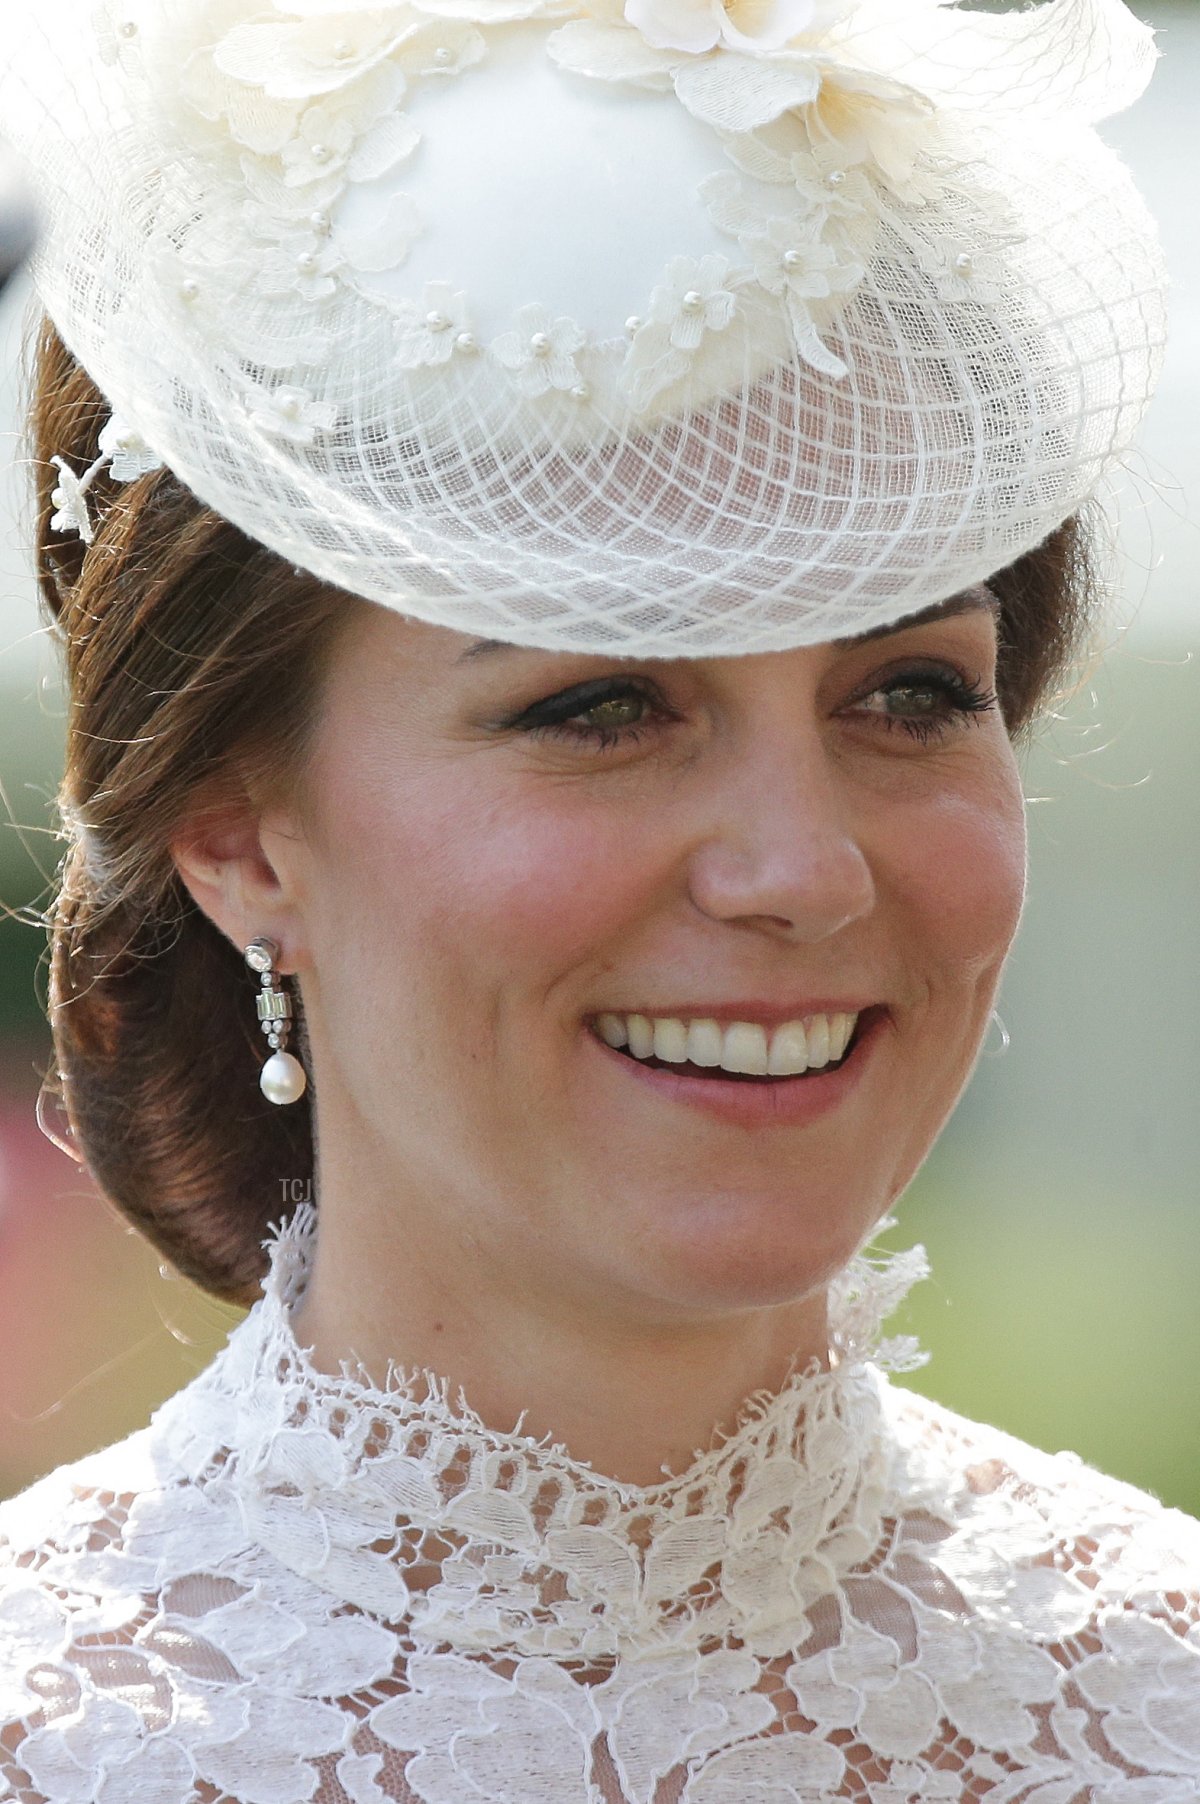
[0, 0, 1167, 654]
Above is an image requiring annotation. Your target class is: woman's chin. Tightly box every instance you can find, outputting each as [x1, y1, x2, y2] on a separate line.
[601, 1190, 886, 1318]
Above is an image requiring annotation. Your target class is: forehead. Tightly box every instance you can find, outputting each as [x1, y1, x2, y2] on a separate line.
[454, 587, 998, 666]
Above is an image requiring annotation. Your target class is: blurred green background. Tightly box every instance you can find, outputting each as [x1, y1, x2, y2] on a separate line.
[0, 4, 1196, 1514]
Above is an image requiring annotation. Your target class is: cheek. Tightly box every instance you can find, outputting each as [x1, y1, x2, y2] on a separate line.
[313, 756, 646, 1011]
[442, 795, 653, 990]
[887, 760, 1027, 990]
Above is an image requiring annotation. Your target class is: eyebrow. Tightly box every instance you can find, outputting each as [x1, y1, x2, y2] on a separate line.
[836, 585, 999, 647]
[454, 587, 998, 664]
[455, 636, 531, 663]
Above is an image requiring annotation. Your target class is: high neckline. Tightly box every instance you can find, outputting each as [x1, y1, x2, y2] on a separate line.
[154, 1205, 930, 1655]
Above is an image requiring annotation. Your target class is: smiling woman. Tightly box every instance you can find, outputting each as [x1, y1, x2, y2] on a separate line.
[1, 0, 1198, 1797]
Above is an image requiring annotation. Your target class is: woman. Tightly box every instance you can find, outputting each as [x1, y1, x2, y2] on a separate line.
[1, 0, 1197, 1797]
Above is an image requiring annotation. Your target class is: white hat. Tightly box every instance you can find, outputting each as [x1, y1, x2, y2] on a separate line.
[0, 0, 1166, 654]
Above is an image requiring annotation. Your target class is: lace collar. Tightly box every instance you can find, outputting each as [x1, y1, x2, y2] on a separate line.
[154, 1206, 929, 1658]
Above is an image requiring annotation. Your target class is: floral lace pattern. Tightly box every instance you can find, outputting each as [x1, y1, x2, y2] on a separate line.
[1, 1206, 1198, 1802]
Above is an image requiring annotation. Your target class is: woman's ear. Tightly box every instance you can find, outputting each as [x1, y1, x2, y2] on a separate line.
[169, 795, 310, 973]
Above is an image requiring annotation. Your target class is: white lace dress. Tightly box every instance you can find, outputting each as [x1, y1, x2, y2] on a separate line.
[1, 1207, 1197, 1804]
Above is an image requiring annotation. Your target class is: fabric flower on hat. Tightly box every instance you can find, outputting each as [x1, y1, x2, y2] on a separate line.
[622, 252, 744, 411]
[180, 6, 482, 306]
[906, 226, 1013, 306]
[804, 61, 938, 198]
[719, 132, 881, 263]
[395, 283, 476, 368]
[97, 415, 164, 482]
[247, 384, 339, 445]
[546, 0, 910, 137]
[93, 0, 141, 69]
[492, 304, 587, 398]
[625, 0, 817, 56]
[653, 252, 740, 349]
[408, 0, 567, 20]
[49, 458, 98, 546]
[394, 19, 488, 79]
[213, 10, 415, 103]
[701, 173, 863, 376]
[280, 65, 417, 187]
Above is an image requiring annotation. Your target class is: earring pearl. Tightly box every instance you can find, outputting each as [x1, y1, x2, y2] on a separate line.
[259, 1049, 307, 1104]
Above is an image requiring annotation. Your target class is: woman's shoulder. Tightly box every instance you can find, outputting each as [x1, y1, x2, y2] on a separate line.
[0, 1424, 229, 1679]
[0, 1402, 255, 1590]
[0, 1424, 363, 1804]
[879, 1375, 1200, 1611]
[0, 1424, 159, 1544]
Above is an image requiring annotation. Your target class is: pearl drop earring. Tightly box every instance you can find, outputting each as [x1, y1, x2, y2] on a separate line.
[244, 936, 307, 1105]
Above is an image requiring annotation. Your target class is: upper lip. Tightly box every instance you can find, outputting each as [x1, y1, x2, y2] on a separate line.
[586, 1000, 881, 1031]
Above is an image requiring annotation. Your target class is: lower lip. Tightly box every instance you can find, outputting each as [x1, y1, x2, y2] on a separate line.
[583, 1010, 886, 1129]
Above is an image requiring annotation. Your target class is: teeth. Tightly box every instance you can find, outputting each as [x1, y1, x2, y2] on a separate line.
[722, 1023, 768, 1075]
[596, 1013, 628, 1049]
[767, 1022, 808, 1076]
[686, 1019, 723, 1067]
[593, 1009, 861, 1078]
[652, 1018, 689, 1063]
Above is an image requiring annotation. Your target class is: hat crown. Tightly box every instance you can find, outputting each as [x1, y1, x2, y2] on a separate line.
[3, 0, 1168, 655]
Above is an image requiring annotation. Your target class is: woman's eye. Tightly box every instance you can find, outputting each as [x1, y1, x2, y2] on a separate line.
[511, 666, 996, 754]
[516, 679, 664, 752]
[851, 669, 998, 743]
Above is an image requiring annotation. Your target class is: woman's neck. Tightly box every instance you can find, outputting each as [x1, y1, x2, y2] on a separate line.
[287, 1201, 832, 1488]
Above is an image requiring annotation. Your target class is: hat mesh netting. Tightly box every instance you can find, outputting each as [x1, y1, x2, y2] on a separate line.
[0, 0, 1167, 654]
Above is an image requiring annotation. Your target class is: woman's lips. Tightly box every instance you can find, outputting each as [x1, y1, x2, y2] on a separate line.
[584, 1006, 887, 1129]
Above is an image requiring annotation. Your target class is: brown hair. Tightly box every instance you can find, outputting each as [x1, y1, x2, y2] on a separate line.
[27, 318, 1096, 1304]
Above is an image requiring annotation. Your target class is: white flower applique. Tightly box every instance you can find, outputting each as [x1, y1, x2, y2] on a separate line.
[622, 252, 743, 412]
[725, 129, 874, 219]
[213, 12, 415, 105]
[93, 0, 142, 69]
[718, 132, 882, 299]
[395, 283, 477, 368]
[247, 385, 339, 446]
[547, 0, 845, 135]
[408, 0, 576, 22]
[904, 218, 1023, 308]
[255, 188, 424, 302]
[97, 415, 164, 481]
[269, 18, 485, 192]
[803, 63, 938, 201]
[627, 0, 816, 56]
[280, 63, 417, 189]
[186, 7, 484, 309]
[49, 415, 166, 546]
[492, 304, 588, 399]
[701, 173, 862, 378]
[49, 459, 99, 546]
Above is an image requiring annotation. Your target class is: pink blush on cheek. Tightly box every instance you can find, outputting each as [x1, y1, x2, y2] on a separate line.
[430, 803, 657, 983]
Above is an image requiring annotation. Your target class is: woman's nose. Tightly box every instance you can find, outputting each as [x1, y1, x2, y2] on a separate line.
[684, 732, 876, 943]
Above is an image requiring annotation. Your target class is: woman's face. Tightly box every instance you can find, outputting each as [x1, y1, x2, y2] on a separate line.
[261, 593, 1026, 1325]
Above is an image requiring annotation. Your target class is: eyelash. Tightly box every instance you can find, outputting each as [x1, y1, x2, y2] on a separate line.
[517, 670, 998, 752]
